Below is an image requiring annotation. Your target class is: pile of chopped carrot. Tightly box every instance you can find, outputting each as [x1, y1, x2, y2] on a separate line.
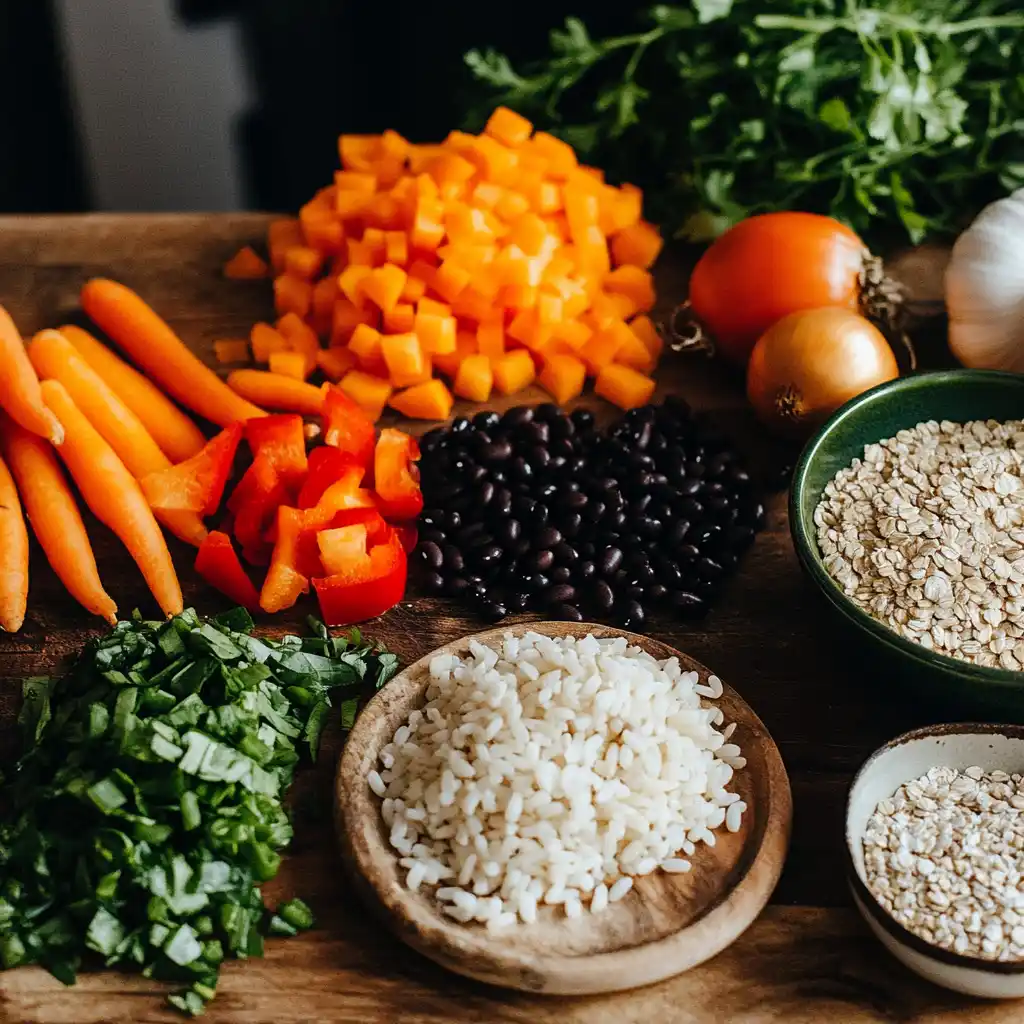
[222, 107, 664, 419]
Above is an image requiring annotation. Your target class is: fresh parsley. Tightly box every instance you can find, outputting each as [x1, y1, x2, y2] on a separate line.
[466, 0, 1024, 245]
[0, 609, 398, 1016]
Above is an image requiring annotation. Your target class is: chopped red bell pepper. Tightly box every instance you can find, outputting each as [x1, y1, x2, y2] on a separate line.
[373, 428, 423, 521]
[296, 446, 362, 509]
[194, 530, 261, 612]
[394, 523, 418, 554]
[321, 384, 376, 467]
[140, 423, 242, 515]
[312, 526, 406, 625]
[245, 414, 308, 487]
[229, 453, 291, 564]
[259, 506, 312, 613]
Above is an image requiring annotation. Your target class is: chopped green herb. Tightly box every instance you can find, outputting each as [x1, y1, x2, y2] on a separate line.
[0, 608, 399, 1016]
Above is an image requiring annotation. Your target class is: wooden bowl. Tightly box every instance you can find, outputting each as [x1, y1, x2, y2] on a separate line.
[335, 622, 792, 995]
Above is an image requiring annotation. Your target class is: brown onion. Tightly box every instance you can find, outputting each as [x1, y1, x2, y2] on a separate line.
[746, 307, 898, 437]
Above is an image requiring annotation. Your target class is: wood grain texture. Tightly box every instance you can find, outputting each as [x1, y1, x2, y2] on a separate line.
[337, 623, 791, 994]
[0, 215, 983, 1021]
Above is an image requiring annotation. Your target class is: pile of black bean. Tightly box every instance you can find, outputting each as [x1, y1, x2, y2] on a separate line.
[414, 399, 765, 627]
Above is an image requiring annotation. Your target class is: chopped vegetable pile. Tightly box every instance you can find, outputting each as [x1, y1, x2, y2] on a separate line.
[466, 1, 1024, 246]
[0, 607, 399, 1016]
[222, 106, 665, 419]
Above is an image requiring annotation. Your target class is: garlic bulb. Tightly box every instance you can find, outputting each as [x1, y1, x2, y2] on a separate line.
[946, 189, 1024, 372]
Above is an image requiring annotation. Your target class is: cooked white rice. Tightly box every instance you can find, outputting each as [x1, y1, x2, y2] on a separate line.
[369, 631, 747, 929]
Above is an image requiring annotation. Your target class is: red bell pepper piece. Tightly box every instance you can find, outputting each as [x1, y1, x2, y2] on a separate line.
[297, 446, 360, 509]
[312, 526, 406, 626]
[194, 530, 261, 612]
[321, 384, 376, 467]
[244, 414, 308, 487]
[140, 423, 242, 515]
[259, 506, 312, 613]
[372, 428, 423, 521]
[229, 453, 291, 564]
[394, 523, 418, 554]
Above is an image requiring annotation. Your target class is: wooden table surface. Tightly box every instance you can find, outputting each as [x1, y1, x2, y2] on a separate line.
[0, 214, 1005, 1023]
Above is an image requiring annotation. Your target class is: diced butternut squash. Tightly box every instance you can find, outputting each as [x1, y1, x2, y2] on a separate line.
[317, 347, 357, 381]
[224, 245, 269, 279]
[492, 349, 536, 395]
[539, 354, 586, 405]
[277, 312, 320, 374]
[432, 261, 471, 303]
[476, 315, 504, 360]
[213, 338, 251, 364]
[381, 333, 426, 387]
[485, 106, 533, 148]
[389, 378, 454, 420]
[339, 370, 393, 421]
[250, 322, 289, 363]
[595, 363, 656, 410]
[507, 310, 551, 354]
[453, 354, 493, 403]
[268, 350, 308, 380]
[415, 313, 456, 355]
[610, 220, 663, 269]
[529, 132, 577, 179]
[268, 219, 303, 271]
[630, 314, 664, 361]
[383, 303, 416, 334]
[580, 320, 633, 374]
[417, 296, 451, 318]
[338, 265, 372, 306]
[331, 300, 377, 346]
[604, 265, 656, 313]
[552, 319, 593, 351]
[614, 329, 657, 374]
[384, 230, 409, 266]
[274, 274, 313, 318]
[401, 275, 427, 304]
[363, 263, 407, 314]
[433, 331, 476, 378]
[348, 323, 385, 369]
[284, 245, 324, 279]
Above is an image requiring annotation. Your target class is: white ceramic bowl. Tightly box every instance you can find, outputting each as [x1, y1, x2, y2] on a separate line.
[846, 723, 1024, 998]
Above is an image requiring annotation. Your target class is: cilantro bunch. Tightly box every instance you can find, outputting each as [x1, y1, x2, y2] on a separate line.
[0, 608, 398, 1016]
[466, 0, 1024, 246]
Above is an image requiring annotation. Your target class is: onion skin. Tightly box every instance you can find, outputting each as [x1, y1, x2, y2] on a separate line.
[746, 307, 898, 438]
[689, 212, 867, 366]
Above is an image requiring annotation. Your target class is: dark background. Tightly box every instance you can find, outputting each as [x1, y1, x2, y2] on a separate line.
[1, 0, 636, 214]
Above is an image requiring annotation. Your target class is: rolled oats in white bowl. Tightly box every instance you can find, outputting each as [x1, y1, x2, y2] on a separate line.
[814, 418, 1024, 669]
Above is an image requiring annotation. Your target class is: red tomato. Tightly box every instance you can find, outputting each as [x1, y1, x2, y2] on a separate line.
[688, 212, 866, 366]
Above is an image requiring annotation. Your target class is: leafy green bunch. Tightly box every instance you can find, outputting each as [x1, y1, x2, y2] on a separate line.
[466, 0, 1024, 246]
[0, 608, 399, 1016]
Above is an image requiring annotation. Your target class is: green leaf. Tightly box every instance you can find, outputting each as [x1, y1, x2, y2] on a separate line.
[164, 924, 202, 967]
[86, 909, 126, 957]
[693, 0, 733, 24]
[19, 677, 53, 744]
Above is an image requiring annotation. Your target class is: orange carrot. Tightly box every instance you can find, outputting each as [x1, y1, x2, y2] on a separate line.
[0, 412, 117, 624]
[0, 303, 63, 445]
[80, 278, 266, 427]
[226, 369, 326, 415]
[59, 324, 206, 463]
[28, 330, 208, 548]
[41, 380, 183, 617]
[0, 449, 28, 632]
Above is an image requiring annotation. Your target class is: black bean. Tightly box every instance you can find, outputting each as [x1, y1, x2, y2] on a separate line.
[530, 446, 552, 470]
[552, 603, 584, 622]
[610, 510, 628, 530]
[476, 545, 503, 566]
[698, 556, 724, 579]
[668, 520, 692, 546]
[579, 541, 596, 558]
[511, 495, 535, 519]
[677, 543, 701, 561]
[648, 582, 668, 602]
[676, 478, 702, 497]
[418, 541, 443, 570]
[630, 563, 656, 584]
[534, 402, 559, 422]
[420, 427, 446, 451]
[441, 545, 464, 572]
[560, 514, 582, 538]
[513, 537, 532, 558]
[526, 573, 551, 592]
[477, 481, 495, 506]
[501, 519, 522, 544]
[635, 517, 663, 538]
[481, 440, 513, 463]
[443, 510, 462, 532]
[523, 421, 550, 446]
[576, 560, 596, 580]
[600, 547, 624, 575]
[550, 566, 572, 584]
[728, 467, 751, 487]
[656, 559, 684, 587]
[618, 600, 645, 629]
[482, 601, 507, 623]
[550, 437, 575, 458]
[593, 580, 615, 612]
[678, 498, 704, 519]
[444, 576, 472, 597]
[584, 499, 607, 524]
[672, 591, 708, 618]
[419, 528, 446, 546]
[695, 524, 723, 549]
[423, 571, 445, 594]
[535, 526, 562, 548]
[420, 507, 445, 527]
[533, 504, 550, 529]
[511, 457, 534, 482]
[492, 487, 513, 517]
[450, 416, 471, 434]
[502, 406, 534, 428]
[546, 583, 577, 605]
[464, 532, 495, 550]
[571, 408, 595, 430]
[507, 591, 530, 612]
[707, 496, 733, 516]
[526, 549, 554, 573]
[552, 542, 578, 565]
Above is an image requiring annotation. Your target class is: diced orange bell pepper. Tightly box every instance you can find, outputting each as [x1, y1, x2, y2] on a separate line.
[492, 349, 537, 395]
[224, 246, 270, 280]
[300, 206, 344, 254]
[400, 275, 427, 304]
[414, 313, 456, 356]
[284, 245, 324, 280]
[385, 230, 409, 267]
[476, 315, 504, 360]
[528, 132, 577, 179]
[331, 300, 377, 346]
[383, 303, 416, 334]
[276, 312, 321, 374]
[245, 414, 308, 488]
[274, 274, 313, 318]
[432, 261, 471, 303]
[389, 378, 453, 420]
[539, 354, 587, 405]
[381, 333, 427, 386]
[484, 106, 533, 148]
[610, 220, 663, 269]
[312, 526, 406, 626]
[580, 320, 633, 374]
[373, 428, 423, 521]
[140, 424, 243, 517]
[320, 383, 377, 466]
[317, 346, 357, 382]
[453, 354, 493, 403]
[432, 331, 477, 378]
[338, 370, 393, 422]
[363, 263, 408, 314]
[268, 219, 303, 271]
[614, 329, 657, 374]
[604, 265, 656, 313]
[338, 265, 372, 307]
[552, 319, 593, 351]
[629, 314, 664, 361]
[195, 531, 262, 612]
[594, 363, 656, 410]
[507, 310, 551, 354]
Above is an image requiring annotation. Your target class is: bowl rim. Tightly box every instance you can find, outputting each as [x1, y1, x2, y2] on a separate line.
[844, 721, 1024, 974]
[789, 368, 1024, 690]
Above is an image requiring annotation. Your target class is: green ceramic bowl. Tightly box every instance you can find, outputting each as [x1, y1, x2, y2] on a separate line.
[790, 369, 1024, 719]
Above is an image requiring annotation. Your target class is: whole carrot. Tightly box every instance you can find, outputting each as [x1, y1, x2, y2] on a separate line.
[0, 412, 117, 625]
[0, 450, 28, 632]
[41, 380, 183, 617]
[59, 324, 206, 463]
[28, 330, 207, 547]
[80, 279, 266, 427]
[0, 304, 63, 445]
[226, 369, 326, 416]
